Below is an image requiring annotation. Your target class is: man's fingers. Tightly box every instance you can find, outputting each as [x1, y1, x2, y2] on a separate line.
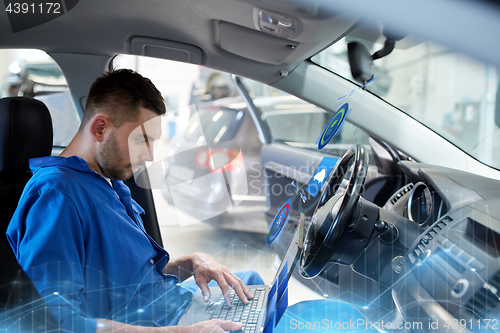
[190, 254, 254, 308]
[240, 279, 253, 300]
[217, 320, 243, 331]
[230, 279, 249, 305]
[215, 275, 232, 307]
[197, 279, 211, 302]
[225, 272, 252, 304]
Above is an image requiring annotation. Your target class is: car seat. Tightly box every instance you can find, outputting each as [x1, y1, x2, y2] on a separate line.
[0, 96, 60, 332]
[0, 97, 53, 243]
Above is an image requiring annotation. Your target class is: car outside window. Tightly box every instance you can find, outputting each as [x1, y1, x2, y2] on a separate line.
[183, 106, 243, 144]
[112, 55, 268, 229]
[0, 49, 80, 148]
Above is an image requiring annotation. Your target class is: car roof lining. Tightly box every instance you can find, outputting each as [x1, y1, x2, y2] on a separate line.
[2, 0, 500, 156]
[1, 0, 499, 77]
[0, 0, 362, 83]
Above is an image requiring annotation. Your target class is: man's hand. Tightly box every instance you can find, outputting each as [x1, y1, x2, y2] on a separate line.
[164, 252, 253, 307]
[190, 252, 253, 307]
[96, 318, 242, 332]
[178, 319, 243, 333]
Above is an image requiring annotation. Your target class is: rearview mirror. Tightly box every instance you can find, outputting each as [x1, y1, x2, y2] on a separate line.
[347, 42, 374, 85]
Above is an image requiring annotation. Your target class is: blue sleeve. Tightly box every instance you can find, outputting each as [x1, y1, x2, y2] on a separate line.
[7, 188, 97, 333]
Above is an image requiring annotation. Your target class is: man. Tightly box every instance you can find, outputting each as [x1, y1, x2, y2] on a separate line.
[7, 69, 261, 333]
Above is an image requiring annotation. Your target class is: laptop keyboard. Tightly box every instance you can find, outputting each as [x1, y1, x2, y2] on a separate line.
[209, 287, 265, 333]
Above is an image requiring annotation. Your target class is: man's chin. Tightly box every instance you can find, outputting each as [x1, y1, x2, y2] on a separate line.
[123, 168, 136, 181]
[122, 173, 134, 181]
[111, 168, 134, 182]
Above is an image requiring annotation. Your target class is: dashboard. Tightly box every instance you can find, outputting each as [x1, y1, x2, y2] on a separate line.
[260, 143, 500, 332]
[388, 161, 500, 331]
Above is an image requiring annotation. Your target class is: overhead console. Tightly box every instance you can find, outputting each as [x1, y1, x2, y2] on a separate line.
[252, 8, 301, 39]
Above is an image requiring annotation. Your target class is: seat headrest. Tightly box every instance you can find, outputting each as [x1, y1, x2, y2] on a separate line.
[0, 97, 53, 177]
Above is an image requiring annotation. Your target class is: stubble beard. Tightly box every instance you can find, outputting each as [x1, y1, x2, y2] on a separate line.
[97, 131, 133, 181]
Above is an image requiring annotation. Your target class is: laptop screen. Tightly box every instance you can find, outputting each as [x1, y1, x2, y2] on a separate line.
[264, 225, 302, 331]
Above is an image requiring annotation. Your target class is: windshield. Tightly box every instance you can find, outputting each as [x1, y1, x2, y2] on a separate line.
[312, 37, 500, 170]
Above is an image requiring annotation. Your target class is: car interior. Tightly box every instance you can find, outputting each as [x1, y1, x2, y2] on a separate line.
[1, 0, 500, 332]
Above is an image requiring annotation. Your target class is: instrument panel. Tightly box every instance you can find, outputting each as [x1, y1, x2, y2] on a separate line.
[384, 180, 445, 227]
[389, 161, 500, 331]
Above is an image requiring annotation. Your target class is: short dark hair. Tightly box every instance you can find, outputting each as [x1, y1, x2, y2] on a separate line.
[81, 69, 166, 129]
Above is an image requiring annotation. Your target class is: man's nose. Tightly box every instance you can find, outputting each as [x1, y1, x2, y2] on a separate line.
[139, 124, 155, 162]
[140, 143, 154, 162]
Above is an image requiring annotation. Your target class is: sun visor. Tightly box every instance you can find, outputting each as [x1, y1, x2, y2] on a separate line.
[130, 37, 203, 64]
[218, 21, 299, 65]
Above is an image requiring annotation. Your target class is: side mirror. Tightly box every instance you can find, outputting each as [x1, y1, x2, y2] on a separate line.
[347, 42, 374, 85]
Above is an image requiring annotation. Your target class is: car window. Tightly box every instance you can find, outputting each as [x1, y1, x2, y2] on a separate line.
[183, 106, 243, 143]
[113, 55, 267, 229]
[239, 77, 372, 156]
[0, 49, 80, 147]
[258, 96, 329, 144]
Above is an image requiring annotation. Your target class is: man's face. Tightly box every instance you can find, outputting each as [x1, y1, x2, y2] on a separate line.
[97, 107, 161, 181]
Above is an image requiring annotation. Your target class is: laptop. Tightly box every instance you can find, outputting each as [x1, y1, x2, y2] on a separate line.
[178, 226, 302, 333]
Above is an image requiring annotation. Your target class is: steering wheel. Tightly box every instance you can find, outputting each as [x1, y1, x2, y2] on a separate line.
[300, 144, 369, 278]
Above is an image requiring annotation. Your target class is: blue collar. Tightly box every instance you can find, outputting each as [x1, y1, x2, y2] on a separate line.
[30, 155, 96, 174]
[29, 155, 145, 216]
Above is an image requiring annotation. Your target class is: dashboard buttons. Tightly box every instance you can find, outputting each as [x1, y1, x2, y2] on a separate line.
[392, 256, 405, 274]
[457, 250, 473, 265]
[467, 258, 485, 271]
[374, 220, 399, 244]
[449, 244, 463, 258]
[437, 236, 453, 250]
[436, 236, 484, 271]
[451, 278, 469, 298]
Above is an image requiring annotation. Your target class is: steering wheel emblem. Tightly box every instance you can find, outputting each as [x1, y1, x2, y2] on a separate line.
[318, 103, 349, 150]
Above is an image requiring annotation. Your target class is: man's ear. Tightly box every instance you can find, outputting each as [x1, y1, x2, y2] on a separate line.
[89, 115, 112, 142]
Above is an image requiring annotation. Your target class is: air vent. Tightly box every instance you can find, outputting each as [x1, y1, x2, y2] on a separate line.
[465, 271, 500, 318]
[408, 216, 452, 264]
[390, 183, 413, 205]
